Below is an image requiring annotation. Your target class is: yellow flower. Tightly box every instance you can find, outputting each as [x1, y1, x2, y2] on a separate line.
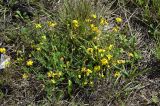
[81, 67, 86, 72]
[117, 60, 125, 64]
[87, 48, 93, 54]
[99, 73, 105, 78]
[72, 20, 78, 24]
[86, 69, 92, 76]
[101, 58, 108, 65]
[89, 81, 94, 86]
[90, 24, 95, 28]
[52, 73, 57, 77]
[90, 24, 101, 34]
[56, 71, 62, 77]
[115, 17, 123, 23]
[94, 65, 101, 72]
[0, 48, 6, 54]
[100, 18, 108, 25]
[81, 67, 92, 76]
[35, 23, 42, 29]
[112, 26, 119, 32]
[41, 35, 46, 40]
[78, 75, 81, 78]
[47, 21, 57, 27]
[98, 49, 105, 53]
[91, 14, 97, 19]
[107, 54, 113, 60]
[85, 18, 92, 22]
[128, 52, 134, 57]
[26, 60, 33, 66]
[114, 71, 121, 77]
[91, 26, 100, 33]
[47, 71, 53, 78]
[22, 73, 29, 79]
[101, 74, 105, 78]
[72, 20, 79, 28]
[107, 65, 110, 68]
[51, 79, 56, 84]
[108, 44, 113, 50]
[36, 47, 41, 51]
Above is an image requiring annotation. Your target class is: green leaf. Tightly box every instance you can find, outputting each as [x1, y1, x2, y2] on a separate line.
[134, 52, 141, 59]
[21, 27, 28, 34]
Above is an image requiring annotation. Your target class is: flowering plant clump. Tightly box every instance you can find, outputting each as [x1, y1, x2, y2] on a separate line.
[13, 0, 141, 99]
[17, 13, 140, 97]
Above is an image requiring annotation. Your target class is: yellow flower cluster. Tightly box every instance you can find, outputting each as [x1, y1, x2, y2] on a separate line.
[101, 58, 108, 65]
[87, 48, 93, 54]
[0, 48, 6, 54]
[128, 52, 134, 57]
[78, 75, 81, 79]
[51, 79, 56, 84]
[85, 18, 92, 23]
[26, 60, 33, 66]
[89, 81, 94, 87]
[36, 47, 41, 51]
[114, 71, 121, 77]
[108, 44, 114, 50]
[35, 23, 42, 29]
[107, 54, 113, 60]
[100, 18, 108, 25]
[91, 14, 97, 19]
[72, 20, 79, 29]
[94, 65, 101, 72]
[90, 24, 100, 34]
[47, 71, 62, 78]
[81, 67, 92, 76]
[112, 26, 120, 32]
[41, 35, 46, 40]
[117, 60, 125, 64]
[47, 21, 57, 27]
[115, 17, 123, 23]
[86, 45, 115, 68]
[98, 48, 105, 53]
[99, 73, 105, 78]
[22, 73, 29, 79]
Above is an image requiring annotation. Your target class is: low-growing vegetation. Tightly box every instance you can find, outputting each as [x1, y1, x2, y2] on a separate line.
[0, 0, 160, 105]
